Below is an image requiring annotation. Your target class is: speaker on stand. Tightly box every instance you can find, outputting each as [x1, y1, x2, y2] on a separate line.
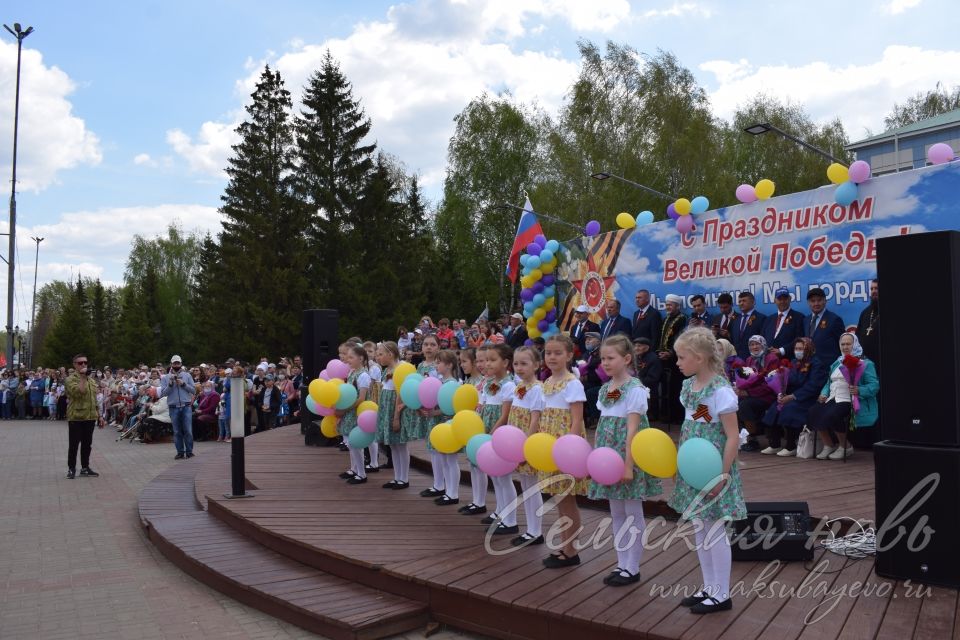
[301, 309, 339, 445]
[874, 231, 960, 588]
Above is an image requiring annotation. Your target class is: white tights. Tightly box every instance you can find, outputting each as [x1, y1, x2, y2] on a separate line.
[517, 474, 543, 537]
[429, 450, 444, 490]
[608, 499, 647, 575]
[367, 441, 379, 468]
[693, 518, 732, 601]
[470, 464, 487, 506]
[348, 446, 366, 479]
[491, 475, 517, 526]
[391, 443, 410, 483]
[441, 453, 460, 499]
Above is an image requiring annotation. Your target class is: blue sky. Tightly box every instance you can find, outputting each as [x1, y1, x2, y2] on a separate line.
[0, 0, 957, 327]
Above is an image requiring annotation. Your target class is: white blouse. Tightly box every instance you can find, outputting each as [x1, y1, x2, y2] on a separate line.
[827, 366, 851, 403]
[544, 378, 587, 409]
[481, 379, 517, 407]
[511, 383, 545, 412]
[597, 385, 649, 418]
[683, 385, 738, 422]
[354, 372, 371, 390]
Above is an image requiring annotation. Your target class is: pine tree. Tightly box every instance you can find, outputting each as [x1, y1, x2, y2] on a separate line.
[40, 281, 96, 368]
[90, 279, 107, 365]
[114, 284, 151, 366]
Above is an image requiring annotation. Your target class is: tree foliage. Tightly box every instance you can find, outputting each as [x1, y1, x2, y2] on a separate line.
[884, 82, 960, 130]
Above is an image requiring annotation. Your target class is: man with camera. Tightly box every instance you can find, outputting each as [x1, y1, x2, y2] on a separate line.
[159, 355, 196, 460]
[65, 354, 104, 478]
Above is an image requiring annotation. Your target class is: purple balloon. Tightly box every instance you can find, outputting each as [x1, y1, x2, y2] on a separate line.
[545, 309, 557, 322]
[587, 447, 625, 486]
[928, 143, 955, 165]
[524, 339, 534, 347]
[537, 319, 549, 332]
[532, 282, 544, 294]
[526, 242, 541, 256]
[520, 288, 534, 301]
[676, 215, 694, 234]
[667, 203, 679, 220]
[534, 234, 547, 247]
[848, 160, 871, 184]
[585, 220, 601, 236]
[553, 434, 592, 479]
[541, 274, 555, 286]
[735, 184, 757, 203]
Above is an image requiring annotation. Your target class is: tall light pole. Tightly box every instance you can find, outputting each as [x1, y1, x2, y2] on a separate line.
[742, 122, 844, 164]
[29, 235, 41, 367]
[3, 23, 34, 371]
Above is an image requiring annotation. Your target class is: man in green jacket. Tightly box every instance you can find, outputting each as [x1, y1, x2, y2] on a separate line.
[65, 354, 104, 478]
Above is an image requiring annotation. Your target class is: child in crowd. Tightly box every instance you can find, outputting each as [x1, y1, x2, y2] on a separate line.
[377, 342, 408, 489]
[457, 347, 490, 516]
[218, 379, 231, 442]
[423, 349, 461, 505]
[337, 343, 372, 485]
[459, 348, 482, 389]
[506, 345, 545, 546]
[476, 344, 519, 534]
[589, 334, 662, 586]
[539, 334, 587, 568]
[667, 327, 746, 614]
[400, 335, 439, 446]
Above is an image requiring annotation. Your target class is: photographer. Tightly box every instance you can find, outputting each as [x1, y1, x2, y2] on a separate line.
[65, 354, 104, 478]
[159, 355, 196, 460]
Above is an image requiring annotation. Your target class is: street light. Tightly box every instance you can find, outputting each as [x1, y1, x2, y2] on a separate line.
[590, 171, 678, 201]
[742, 122, 844, 164]
[29, 236, 42, 367]
[3, 22, 34, 373]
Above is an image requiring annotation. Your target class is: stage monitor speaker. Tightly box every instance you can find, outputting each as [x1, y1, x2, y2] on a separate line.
[730, 501, 813, 562]
[877, 231, 960, 446]
[874, 440, 960, 588]
[301, 309, 339, 445]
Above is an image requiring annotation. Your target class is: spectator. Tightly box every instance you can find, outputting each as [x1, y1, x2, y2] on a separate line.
[467, 324, 485, 348]
[632, 337, 662, 419]
[856, 279, 880, 375]
[571, 304, 600, 356]
[435, 318, 455, 349]
[256, 374, 281, 432]
[688, 294, 712, 329]
[711, 293, 735, 341]
[657, 294, 688, 423]
[763, 287, 805, 356]
[579, 332, 603, 426]
[506, 313, 528, 349]
[730, 291, 766, 359]
[599, 298, 632, 340]
[803, 287, 845, 366]
[451, 320, 467, 349]
[397, 326, 412, 353]
[29, 372, 45, 419]
[141, 387, 171, 443]
[631, 289, 662, 346]
[761, 337, 827, 456]
[193, 381, 220, 441]
[159, 355, 196, 460]
[733, 335, 779, 452]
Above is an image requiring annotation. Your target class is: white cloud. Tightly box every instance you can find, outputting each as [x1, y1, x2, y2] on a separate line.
[0, 41, 101, 192]
[166, 119, 239, 176]
[639, 2, 712, 20]
[700, 45, 960, 138]
[883, 0, 922, 14]
[133, 153, 156, 167]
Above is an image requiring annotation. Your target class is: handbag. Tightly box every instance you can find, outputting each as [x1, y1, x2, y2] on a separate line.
[796, 426, 816, 459]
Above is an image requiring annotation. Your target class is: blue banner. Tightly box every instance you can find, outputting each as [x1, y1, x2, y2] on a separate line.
[557, 162, 960, 329]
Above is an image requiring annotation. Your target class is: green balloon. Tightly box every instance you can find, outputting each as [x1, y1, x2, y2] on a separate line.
[466, 433, 492, 466]
[348, 426, 376, 449]
[335, 383, 358, 410]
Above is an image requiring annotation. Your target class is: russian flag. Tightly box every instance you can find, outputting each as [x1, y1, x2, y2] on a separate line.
[505, 197, 544, 284]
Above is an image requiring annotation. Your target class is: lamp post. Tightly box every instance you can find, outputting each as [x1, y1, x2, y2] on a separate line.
[590, 171, 679, 201]
[3, 23, 34, 374]
[29, 236, 41, 368]
[742, 122, 844, 164]
[492, 203, 584, 233]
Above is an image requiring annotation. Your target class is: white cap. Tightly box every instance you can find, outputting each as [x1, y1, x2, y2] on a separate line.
[665, 294, 683, 305]
[170, 355, 183, 364]
[576, 304, 589, 313]
[511, 312, 523, 319]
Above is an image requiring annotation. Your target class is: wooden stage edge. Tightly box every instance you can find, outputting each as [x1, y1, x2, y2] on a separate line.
[139, 425, 960, 640]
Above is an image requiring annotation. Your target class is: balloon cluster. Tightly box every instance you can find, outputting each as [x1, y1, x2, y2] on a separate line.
[735, 179, 775, 204]
[828, 161, 871, 206]
[428, 383, 488, 455]
[615, 210, 656, 230]
[666, 196, 710, 234]
[306, 358, 379, 447]
[519, 234, 560, 339]
[928, 143, 956, 165]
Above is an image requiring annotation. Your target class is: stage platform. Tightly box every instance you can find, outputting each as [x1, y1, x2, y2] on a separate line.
[139, 425, 960, 640]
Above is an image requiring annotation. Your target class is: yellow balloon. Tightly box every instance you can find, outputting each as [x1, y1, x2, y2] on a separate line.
[630, 428, 678, 478]
[674, 198, 692, 215]
[826, 163, 849, 185]
[530, 269, 543, 281]
[533, 307, 546, 320]
[393, 362, 416, 390]
[523, 432, 558, 472]
[320, 415, 339, 438]
[308, 378, 325, 403]
[328, 378, 344, 387]
[544, 298, 555, 310]
[430, 423, 461, 453]
[541, 260, 555, 274]
[356, 400, 378, 416]
[528, 328, 542, 339]
[755, 179, 775, 200]
[616, 212, 636, 229]
[452, 385, 480, 414]
[451, 410, 485, 445]
[521, 276, 533, 289]
[316, 381, 340, 407]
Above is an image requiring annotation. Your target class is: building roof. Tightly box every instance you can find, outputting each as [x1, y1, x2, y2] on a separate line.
[846, 107, 960, 150]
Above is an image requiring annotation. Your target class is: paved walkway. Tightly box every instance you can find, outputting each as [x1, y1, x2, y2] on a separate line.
[0, 420, 474, 640]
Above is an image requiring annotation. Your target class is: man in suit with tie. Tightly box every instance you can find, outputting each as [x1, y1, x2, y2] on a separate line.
[688, 294, 712, 329]
[631, 289, 662, 347]
[763, 287, 805, 356]
[600, 298, 633, 340]
[729, 291, 767, 359]
[570, 304, 600, 356]
[711, 293, 735, 341]
[803, 287, 845, 365]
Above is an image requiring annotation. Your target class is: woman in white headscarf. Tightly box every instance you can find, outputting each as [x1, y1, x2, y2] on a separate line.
[807, 332, 879, 460]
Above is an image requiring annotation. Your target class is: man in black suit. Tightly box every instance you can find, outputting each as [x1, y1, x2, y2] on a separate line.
[570, 305, 600, 357]
[506, 313, 529, 349]
[763, 287, 805, 356]
[729, 291, 766, 359]
[711, 293, 735, 341]
[856, 279, 880, 374]
[631, 289, 662, 347]
[803, 287, 845, 365]
[688, 294, 712, 329]
[657, 294, 688, 423]
[599, 298, 632, 340]
[633, 337, 663, 419]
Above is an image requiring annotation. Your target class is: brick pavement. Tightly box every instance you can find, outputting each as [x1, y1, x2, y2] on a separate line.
[0, 419, 478, 640]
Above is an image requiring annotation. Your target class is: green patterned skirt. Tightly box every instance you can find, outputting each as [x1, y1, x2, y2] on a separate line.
[588, 415, 663, 500]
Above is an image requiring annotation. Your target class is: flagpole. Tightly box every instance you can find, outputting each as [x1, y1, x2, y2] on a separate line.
[494, 203, 584, 232]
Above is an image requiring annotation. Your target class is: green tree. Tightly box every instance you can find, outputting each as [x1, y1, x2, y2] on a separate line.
[114, 284, 152, 366]
[40, 279, 95, 368]
[884, 82, 960, 130]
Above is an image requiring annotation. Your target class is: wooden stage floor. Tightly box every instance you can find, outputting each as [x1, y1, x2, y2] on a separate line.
[141, 425, 960, 640]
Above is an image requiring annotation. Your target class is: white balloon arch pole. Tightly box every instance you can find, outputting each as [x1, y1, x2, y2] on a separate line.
[225, 376, 253, 498]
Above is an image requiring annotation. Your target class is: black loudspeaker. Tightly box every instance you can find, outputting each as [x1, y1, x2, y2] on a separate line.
[730, 502, 813, 562]
[877, 231, 960, 446]
[301, 309, 339, 445]
[874, 440, 960, 588]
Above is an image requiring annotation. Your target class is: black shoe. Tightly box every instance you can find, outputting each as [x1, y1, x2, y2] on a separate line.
[457, 503, 474, 513]
[680, 591, 710, 607]
[689, 597, 732, 614]
[543, 552, 580, 568]
[79, 468, 99, 477]
[461, 504, 487, 515]
[174, 453, 185, 460]
[185, 452, 195, 458]
[338, 444, 349, 451]
[339, 471, 356, 479]
[66, 469, 75, 479]
[435, 496, 459, 505]
[390, 481, 410, 490]
[420, 487, 444, 498]
[480, 514, 499, 525]
[492, 524, 519, 535]
[346, 476, 368, 485]
[740, 440, 761, 452]
[365, 465, 380, 473]
[382, 480, 400, 489]
[606, 570, 640, 587]
[511, 533, 544, 547]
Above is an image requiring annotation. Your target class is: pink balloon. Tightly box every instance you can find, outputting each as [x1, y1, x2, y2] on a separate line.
[417, 376, 442, 410]
[553, 434, 592, 479]
[326, 359, 351, 380]
[735, 184, 757, 203]
[848, 160, 871, 184]
[491, 425, 527, 464]
[319, 370, 330, 381]
[315, 403, 335, 417]
[596, 364, 611, 383]
[358, 410, 377, 434]
[587, 447, 625, 486]
[676, 215, 694, 234]
[928, 143, 955, 165]
[477, 441, 517, 477]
